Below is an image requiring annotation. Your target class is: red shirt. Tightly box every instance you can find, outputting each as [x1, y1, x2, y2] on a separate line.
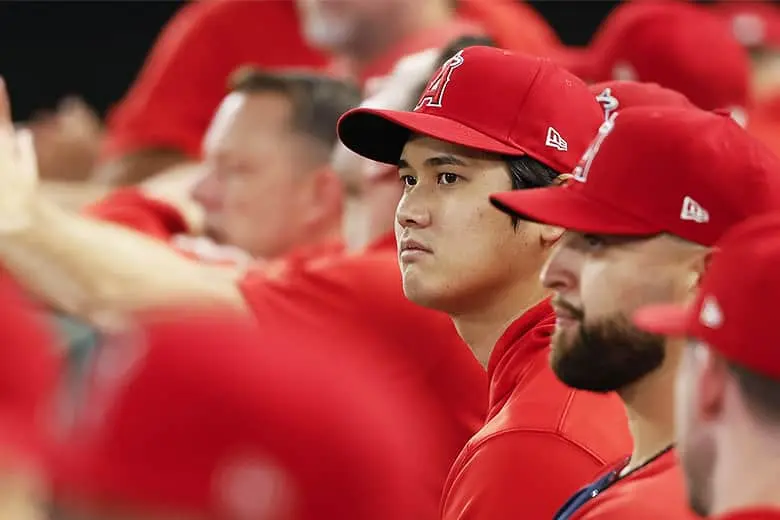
[748, 95, 780, 160]
[239, 233, 488, 519]
[718, 510, 780, 520]
[559, 447, 699, 520]
[440, 299, 632, 520]
[102, 0, 328, 160]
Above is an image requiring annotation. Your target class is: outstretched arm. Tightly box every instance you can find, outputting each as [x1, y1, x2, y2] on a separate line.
[0, 81, 244, 323]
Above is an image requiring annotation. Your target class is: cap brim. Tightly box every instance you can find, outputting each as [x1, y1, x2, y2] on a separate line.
[490, 186, 660, 236]
[337, 107, 528, 166]
[632, 303, 691, 337]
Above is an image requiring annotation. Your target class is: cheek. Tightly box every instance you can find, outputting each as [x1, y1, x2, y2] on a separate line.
[580, 261, 678, 321]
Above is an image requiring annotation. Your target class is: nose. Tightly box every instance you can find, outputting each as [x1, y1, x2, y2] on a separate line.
[540, 240, 580, 293]
[191, 170, 223, 212]
[395, 190, 431, 229]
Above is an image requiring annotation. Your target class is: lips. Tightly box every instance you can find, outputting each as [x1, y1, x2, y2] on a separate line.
[398, 237, 433, 254]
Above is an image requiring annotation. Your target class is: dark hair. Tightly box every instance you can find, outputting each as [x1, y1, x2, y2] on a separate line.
[436, 34, 499, 68]
[729, 361, 780, 424]
[228, 67, 361, 150]
[504, 156, 560, 227]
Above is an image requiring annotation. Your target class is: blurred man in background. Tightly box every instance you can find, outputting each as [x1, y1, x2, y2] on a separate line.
[87, 69, 359, 264]
[634, 213, 780, 520]
[713, 1, 780, 158]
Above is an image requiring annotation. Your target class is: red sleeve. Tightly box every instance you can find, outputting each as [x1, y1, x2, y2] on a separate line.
[442, 432, 608, 520]
[101, 0, 327, 160]
[83, 187, 188, 241]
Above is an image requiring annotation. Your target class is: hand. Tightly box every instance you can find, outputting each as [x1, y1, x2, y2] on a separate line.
[0, 78, 40, 233]
[140, 162, 206, 235]
[26, 96, 102, 182]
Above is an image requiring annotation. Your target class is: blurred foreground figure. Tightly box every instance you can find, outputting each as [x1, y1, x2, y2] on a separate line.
[635, 214, 780, 520]
[52, 305, 430, 520]
[0, 279, 63, 520]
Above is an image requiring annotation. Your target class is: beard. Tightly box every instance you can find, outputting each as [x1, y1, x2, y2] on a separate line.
[550, 310, 666, 393]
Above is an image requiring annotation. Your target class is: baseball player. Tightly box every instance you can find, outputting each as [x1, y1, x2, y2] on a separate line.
[489, 106, 780, 518]
[337, 45, 632, 519]
[634, 212, 780, 520]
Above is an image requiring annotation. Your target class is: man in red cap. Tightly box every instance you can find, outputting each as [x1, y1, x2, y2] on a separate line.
[555, 2, 750, 124]
[490, 106, 780, 519]
[52, 305, 432, 520]
[634, 213, 780, 520]
[0, 279, 63, 520]
[337, 45, 632, 519]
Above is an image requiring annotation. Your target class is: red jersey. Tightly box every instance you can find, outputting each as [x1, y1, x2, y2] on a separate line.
[239, 233, 487, 519]
[440, 299, 632, 520]
[102, 0, 327, 161]
[555, 447, 699, 519]
[717, 510, 780, 520]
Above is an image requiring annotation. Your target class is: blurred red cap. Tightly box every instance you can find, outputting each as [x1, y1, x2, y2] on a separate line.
[554, 2, 751, 112]
[711, 1, 780, 49]
[53, 305, 429, 520]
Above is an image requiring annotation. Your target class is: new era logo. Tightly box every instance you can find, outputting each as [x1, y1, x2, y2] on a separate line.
[545, 127, 568, 152]
[680, 196, 710, 224]
[699, 296, 723, 329]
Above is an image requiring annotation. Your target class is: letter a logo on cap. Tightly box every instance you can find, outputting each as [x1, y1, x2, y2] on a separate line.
[573, 113, 617, 183]
[414, 50, 465, 111]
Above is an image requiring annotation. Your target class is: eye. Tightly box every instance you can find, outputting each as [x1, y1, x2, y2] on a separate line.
[400, 174, 417, 187]
[582, 233, 606, 249]
[437, 172, 460, 185]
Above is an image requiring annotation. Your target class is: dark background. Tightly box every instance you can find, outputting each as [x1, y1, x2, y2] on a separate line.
[0, 1, 721, 121]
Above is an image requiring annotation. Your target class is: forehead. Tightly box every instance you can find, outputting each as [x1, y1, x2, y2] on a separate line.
[400, 135, 501, 166]
[205, 91, 294, 149]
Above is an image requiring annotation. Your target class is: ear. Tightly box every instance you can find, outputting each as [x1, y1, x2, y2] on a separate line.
[552, 173, 574, 186]
[539, 224, 564, 249]
[696, 345, 728, 422]
[686, 247, 715, 296]
[301, 167, 344, 227]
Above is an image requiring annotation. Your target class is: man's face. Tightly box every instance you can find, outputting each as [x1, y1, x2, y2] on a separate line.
[193, 91, 326, 260]
[541, 232, 696, 392]
[675, 339, 718, 517]
[395, 136, 549, 314]
[295, 0, 398, 51]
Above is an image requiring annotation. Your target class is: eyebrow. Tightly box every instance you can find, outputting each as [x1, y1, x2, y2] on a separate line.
[398, 154, 469, 170]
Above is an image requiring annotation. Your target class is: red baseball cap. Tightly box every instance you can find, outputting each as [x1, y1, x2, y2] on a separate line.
[337, 45, 604, 174]
[53, 305, 429, 520]
[491, 106, 780, 247]
[589, 80, 696, 118]
[555, 2, 750, 112]
[633, 213, 780, 379]
[0, 277, 63, 470]
[712, 1, 780, 49]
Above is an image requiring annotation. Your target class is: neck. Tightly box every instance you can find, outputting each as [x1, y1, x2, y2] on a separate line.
[344, 1, 452, 71]
[712, 423, 780, 515]
[619, 360, 677, 474]
[451, 278, 548, 368]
